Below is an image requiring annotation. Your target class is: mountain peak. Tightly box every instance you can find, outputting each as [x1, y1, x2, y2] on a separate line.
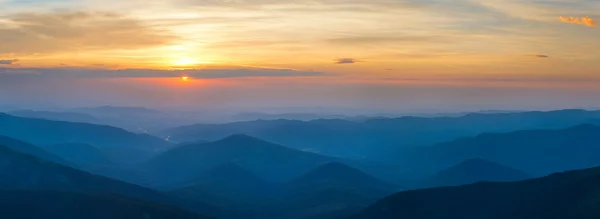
[220, 134, 262, 142]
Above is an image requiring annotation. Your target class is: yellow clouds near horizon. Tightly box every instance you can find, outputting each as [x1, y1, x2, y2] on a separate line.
[559, 16, 597, 27]
[1, 0, 600, 79]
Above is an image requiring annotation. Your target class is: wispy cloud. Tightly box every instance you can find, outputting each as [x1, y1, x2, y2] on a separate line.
[334, 58, 360, 64]
[559, 16, 597, 27]
[526, 54, 549, 58]
[327, 36, 449, 45]
[0, 11, 175, 55]
[0, 59, 19, 65]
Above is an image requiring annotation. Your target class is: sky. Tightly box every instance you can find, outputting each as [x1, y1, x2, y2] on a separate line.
[1, 0, 600, 112]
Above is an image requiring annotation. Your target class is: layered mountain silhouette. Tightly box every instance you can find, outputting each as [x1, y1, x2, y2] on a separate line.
[282, 162, 397, 197]
[8, 110, 99, 124]
[146, 134, 337, 185]
[6, 107, 600, 219]
[421, 158, 530, 188]
[169, 163, 269, 202]
[352, 166, 600, 219]
[170, 162, 400, 219]
[73, 106, 161, 115]
[270, 162, 399, 219]
[163, 109, 600, 159]
[398, 124, 600, 177]
[169, 163, 272, 218]
[0, 113, 171, 163]
[0, 190, 212, 219]
[42, 143, 113, 167]
[0, 135, 68, 166]
[0, 113, 168, 148]
[0, 145, 218, 218]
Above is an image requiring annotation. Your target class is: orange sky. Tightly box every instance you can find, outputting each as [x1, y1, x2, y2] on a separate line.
[1, 0, 600, 110]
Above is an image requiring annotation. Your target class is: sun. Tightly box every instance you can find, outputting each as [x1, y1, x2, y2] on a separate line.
[181, 76, 190, 82]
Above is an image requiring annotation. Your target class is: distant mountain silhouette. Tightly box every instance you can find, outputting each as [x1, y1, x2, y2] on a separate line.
[163, 109, 600, 160]
[232, 112, 360, 121]
[169, 163, 272, 217]
[146, 134, 336, 185]
[351, 166, 600, 219]
[0, 136, 145, 185]
[421, 158, 530, 188]
[398, 124, 600, 177]
[0, 190, 212, 219]
[43, 143, 113, 167]
[271, 162, 399, 219]
[0, 145, 218, 218]
[0, 135, 68, 165]
[0, 113, 171, 163]
[284, 162, 397, 196]
[8, 110, 98, 124]
[199, 163, 268, 189]
[73, 106, 161, 115]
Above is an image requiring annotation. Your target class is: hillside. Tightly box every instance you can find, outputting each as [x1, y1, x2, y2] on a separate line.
[169, 163, 272, 218]
[0, 190, 212, 219]
[0, 113, 168, 148]
[0, 113, 171, 163]
[352, 166, 600, 219]
[398, 124, 600, 177]
[146, 134, 336, 184]
[0, 145, 218, 218]
[271, 162, 399, 219]
[42, 143, 113, 167]
[421, 158, 530, 188]
[0, 135, 68, 166]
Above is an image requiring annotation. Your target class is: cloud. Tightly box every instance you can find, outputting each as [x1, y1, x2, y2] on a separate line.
[0, 11, 176, 55]
[0, 67, 330, 79]
[526, 54, 549, 58]
[0, 59, 19, 65]
[559, 16, 597, 27]
[327, 35, 451, 45]
[334, 58, 360, 64]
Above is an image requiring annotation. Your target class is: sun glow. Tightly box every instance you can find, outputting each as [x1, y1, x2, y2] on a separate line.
[181, 76, 190, 81]
[172, 57, 198, 66]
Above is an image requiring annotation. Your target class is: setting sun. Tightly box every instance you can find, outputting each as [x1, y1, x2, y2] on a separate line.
[181, 76, 190, 82]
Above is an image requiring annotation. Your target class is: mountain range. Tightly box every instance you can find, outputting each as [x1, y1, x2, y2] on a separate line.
[0, 145, 218, 218]
[0, 113, 171, 163]
[352, 165, 600, 219]
[0, 135, 69, 166]
[4, 107, 600, 219]
[163, 109, 600, 160]
[170, 162, 399, 219]
[8, 110, 99, 124]
[270, 162, 399, 219]
[397, 124, 600, 177]
[419, 158, 531, 188]
[146, 134, 338, 185]
[169, 163, 273, 219]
